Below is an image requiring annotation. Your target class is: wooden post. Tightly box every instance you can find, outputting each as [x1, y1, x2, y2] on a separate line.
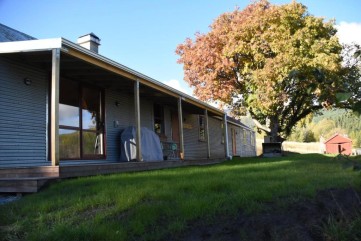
[178, 97, 184, 160]
[134, 80, 142, 161]
[51, 48, 60, 166]
[223, 113, 229, 159]
[205, 109, 210, 159]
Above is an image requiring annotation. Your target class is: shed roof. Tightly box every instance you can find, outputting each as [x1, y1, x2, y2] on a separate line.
[0, 23, 36, 42]
[324, 133, 352, 144]
[226, 116, 254, 131]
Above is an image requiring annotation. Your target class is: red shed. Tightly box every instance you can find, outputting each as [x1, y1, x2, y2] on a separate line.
[324, 134, 352, 155]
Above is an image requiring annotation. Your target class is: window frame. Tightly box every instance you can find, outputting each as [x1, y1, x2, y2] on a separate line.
[221, 121, 225, 144]
[198, 115, 206, 142]
[58, 79, 106, 160]
[243, 130, 247, 144]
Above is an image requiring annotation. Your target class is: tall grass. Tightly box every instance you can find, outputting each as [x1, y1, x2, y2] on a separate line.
[0, 154, 360, 241]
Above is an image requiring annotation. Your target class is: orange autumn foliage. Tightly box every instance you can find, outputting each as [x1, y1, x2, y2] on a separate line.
[176, 0, 360, 141]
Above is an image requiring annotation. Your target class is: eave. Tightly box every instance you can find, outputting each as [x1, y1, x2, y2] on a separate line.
[0, 38, 224, 116]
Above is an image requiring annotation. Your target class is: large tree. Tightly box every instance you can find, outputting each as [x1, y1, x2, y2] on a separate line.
[176, 0, 361, 142]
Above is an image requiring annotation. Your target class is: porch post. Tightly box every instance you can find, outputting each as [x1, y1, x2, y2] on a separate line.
[223, 113, 229, 159]
[204, 109, 210, 159]
[178, 97, 184, 160]
[134, 80, 142, 161]
[51, 48, 60, 166]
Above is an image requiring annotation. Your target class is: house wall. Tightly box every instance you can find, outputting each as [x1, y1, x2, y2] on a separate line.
[183, 114, 208, 159]
[209, 117, 226, 159]
[227, 123, 256, 158]
[163, 107, 173, 142]
[0, 57, 49, 167]
[240, 128, 256, 157]
[105, 89, 153, 162]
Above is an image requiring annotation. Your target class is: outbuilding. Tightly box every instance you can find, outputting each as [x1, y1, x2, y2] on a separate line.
[324, 134, 352, 155]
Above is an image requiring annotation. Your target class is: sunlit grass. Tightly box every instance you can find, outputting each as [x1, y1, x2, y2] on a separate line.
[0, 154, 360, 241]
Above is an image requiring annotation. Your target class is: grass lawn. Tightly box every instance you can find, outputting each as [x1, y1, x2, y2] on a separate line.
[0, 154, 360, 241]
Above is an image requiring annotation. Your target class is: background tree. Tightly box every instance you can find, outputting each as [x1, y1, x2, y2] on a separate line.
[176, 0, 361, 142]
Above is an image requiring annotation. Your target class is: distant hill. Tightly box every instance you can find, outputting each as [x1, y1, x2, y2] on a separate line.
[288, 109, 361, 147]
[313, 109, 349, 123]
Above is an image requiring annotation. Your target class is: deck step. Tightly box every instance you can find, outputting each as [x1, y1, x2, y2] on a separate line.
[0, 166, 59, 193]
[0, 177, 57, 193]
[0, 166, 59, 178]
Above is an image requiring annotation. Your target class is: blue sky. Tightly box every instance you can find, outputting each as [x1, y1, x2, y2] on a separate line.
[1, 0, 360, 95]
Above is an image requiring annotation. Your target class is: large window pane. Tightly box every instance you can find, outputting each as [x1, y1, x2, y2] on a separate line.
[59, 129, 80, 159]
[59, 79, 79, 127]
[83, 131, 103, 156]
[59, 104, 79, 127]
[82, 87, 101, 130]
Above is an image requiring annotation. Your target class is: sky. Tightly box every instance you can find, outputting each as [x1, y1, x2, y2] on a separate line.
[1, 0, 360, 96]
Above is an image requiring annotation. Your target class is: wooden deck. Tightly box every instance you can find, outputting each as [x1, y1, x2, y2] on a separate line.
[0, 166, 59, 193]
[0, 158, 225, 193]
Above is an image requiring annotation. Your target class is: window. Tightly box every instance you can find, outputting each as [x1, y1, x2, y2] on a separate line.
[199, 115, 206, 141]
[59, 79, 105, 160]
[154, 104, 164, 135]
[251, 133, 255, 146]
[221, 122, 225, 144]
[243, 130, 247, 144]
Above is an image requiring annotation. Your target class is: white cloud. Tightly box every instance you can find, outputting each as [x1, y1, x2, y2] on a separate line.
[162, 79, 192, 96]
[336, 21, 361, 45]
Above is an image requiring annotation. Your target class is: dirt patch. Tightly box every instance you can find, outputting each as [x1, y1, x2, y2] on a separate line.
[180, 188, 361, 241]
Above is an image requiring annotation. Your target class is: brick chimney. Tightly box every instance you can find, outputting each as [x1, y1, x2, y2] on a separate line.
[77, 33, 100, 53]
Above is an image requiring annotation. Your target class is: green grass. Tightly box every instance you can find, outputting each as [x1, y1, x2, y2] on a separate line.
[1, 154, 360, 241]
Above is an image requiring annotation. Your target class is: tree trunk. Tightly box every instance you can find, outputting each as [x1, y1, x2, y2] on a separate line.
[269, 116, 281, 143]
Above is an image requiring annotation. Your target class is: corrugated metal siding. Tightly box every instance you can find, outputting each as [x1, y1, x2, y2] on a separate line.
[105, 89, 131, 162]
[183, 114, 207, 159]
[227, 123, 233, 157]
[239, 128, 256, 157]
[0, 57, 48, 167]
[249, 131, 256, 156]
[104, 89, 154, 162]
[140, 97, 153, 130]
[209, 117, 225, 158]
[227, 123, 257, 158]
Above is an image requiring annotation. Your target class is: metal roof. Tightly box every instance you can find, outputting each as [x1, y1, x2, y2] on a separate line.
[0, 23, 36, 42]
[226, 116, 254, 131]
[324, 133, 352, 144]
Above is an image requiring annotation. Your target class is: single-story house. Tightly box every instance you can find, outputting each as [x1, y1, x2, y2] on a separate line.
[0, 23, 256, 192]
[324, 133, 352, 155]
